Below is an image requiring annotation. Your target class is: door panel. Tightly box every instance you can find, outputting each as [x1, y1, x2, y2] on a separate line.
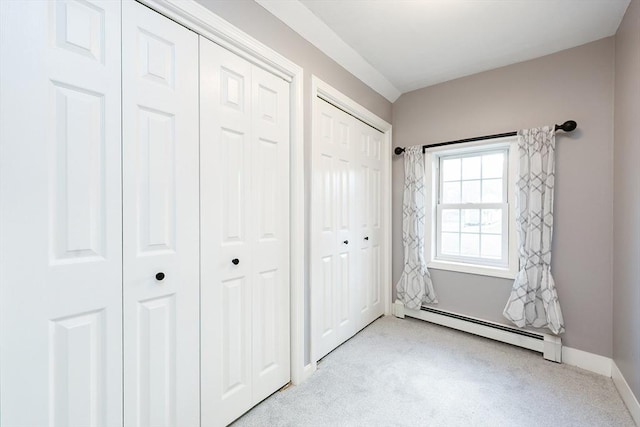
[52, 82, 107, 262]
[312, 103, 339, 360]
[221, 276, 250, 402]
[137, 295, 177, 427]
[321, 256, 335, 337]
[137, 108, 176, 253]
[123, 2, 199, 426]
[358, 126, 385, 324]
[251, 65, 290, 403]
[221, 128, 247, 243]
[0, 1, 122, 425]
[51, 309, 107, 427]
[312, 99, 358, 361]
[200, 38, 253, 427]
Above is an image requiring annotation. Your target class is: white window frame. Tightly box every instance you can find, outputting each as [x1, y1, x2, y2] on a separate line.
[425, 136, 519, 279]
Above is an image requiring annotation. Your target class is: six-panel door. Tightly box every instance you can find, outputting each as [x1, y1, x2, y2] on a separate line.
[312, 97, 386, 363]
[200, 37, 291, 427]
[357, 125, 385, 326]
[0, 1, 123, 425]
[122, 2, 200, 426]
[311, 98, 359, 361]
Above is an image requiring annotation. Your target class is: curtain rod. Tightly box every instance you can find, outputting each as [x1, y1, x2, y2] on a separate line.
[393, 120, 577, 155]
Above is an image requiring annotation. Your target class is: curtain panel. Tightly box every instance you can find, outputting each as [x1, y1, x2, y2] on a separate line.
[396, 146, 437, 309]
[503, 126, 565, 334]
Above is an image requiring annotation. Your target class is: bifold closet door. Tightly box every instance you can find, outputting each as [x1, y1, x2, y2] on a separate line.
[122, 2, 200, 426]
[312, 97, 386, 362]
[356, 125, 384, 326]
[311, 98, 359, 361]
[0, 1, 123, 425]
[200, 36, 291, 427]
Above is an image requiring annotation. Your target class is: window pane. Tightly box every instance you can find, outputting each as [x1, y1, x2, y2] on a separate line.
[482, 153, 504, 179]
[482, 179, 503, 203]
[481, 234, 502, 258]
[481, 209, 502, 234]
[461, 180, 481, 203]
[442, 158, 461, 181]
[461, 209, 480, 233]
[442, 181, 461, 203]
[460, 233, 480, 257]
[441, 232, 460, 255]
[442, 209, 460, 232]
[462, 156, 481, 180]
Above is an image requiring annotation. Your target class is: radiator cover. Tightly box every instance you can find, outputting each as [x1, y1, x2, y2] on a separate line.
[393, 300, 562, 363]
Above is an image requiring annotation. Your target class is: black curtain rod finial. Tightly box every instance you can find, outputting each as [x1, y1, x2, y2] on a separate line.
[394, 147, 405, 155]
[555, 120, 577, 132]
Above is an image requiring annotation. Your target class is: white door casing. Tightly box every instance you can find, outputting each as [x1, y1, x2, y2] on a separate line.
[0, 1, 123, 425]
[200, 36, 291, 427]
[122, 2, 200, 426]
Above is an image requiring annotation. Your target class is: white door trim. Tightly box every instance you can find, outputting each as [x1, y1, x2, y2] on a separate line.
[136, 0, 307, 385]
[313, 76, 392, 134]
[310, 75, 392, 366]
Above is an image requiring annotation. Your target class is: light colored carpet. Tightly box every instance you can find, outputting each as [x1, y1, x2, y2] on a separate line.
[233, 316, 635, 427]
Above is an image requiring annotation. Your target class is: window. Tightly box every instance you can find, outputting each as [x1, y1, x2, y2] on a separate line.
[425, 138, 518, 278]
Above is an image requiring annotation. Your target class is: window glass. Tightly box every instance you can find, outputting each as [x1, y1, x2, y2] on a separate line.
[436, 148, 509, 268]
[482, 153, 503, 178]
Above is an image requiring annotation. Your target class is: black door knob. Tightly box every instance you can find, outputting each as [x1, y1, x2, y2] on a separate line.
[343, 240, 349, 245]
[364, 236, 369, 240]
[155, 272, 165, 281]
[232, 258, 240, 265]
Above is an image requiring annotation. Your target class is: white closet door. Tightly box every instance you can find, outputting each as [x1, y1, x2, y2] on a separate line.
[312, 96, 388, 363]
[200, 37, 290, 427]
[0, 1, 122, 425]
[122, 2, 199, 426]
[200, 38, 253, 427]
[250, 65, 291, 404]
[357, 125, 385, 325]
[312, 98, 358, 361]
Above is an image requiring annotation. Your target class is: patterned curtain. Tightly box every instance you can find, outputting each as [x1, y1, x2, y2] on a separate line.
[396, 146, 437, 309]
[503, 127, 565, 334]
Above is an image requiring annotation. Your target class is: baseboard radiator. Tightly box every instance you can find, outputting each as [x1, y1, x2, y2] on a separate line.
[393, 301, 562, 363]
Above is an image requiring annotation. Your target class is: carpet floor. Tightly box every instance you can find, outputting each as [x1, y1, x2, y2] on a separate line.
[233, 316, 635, 426]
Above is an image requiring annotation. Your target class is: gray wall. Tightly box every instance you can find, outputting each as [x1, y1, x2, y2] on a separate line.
[194, 0, 392, 364]
[392, 38, 615, 357]
[613, 0, 640, 400]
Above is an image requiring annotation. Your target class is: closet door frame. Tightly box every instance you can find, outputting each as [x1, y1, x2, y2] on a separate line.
[135, 0, 308, 384]
[310, 75, 392, 366]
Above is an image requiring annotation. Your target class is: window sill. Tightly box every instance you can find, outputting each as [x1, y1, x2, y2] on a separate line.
[427, 260, 517, 280]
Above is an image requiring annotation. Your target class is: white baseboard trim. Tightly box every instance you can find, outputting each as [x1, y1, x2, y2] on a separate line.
[393, 299, 405, 318]
[612, 361, 640, 425]
[296, 362, 317, 385]
[561, 346, 612, 377]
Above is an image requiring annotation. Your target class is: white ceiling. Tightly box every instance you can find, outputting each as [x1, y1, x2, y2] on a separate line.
[256, 0, 630, 102]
